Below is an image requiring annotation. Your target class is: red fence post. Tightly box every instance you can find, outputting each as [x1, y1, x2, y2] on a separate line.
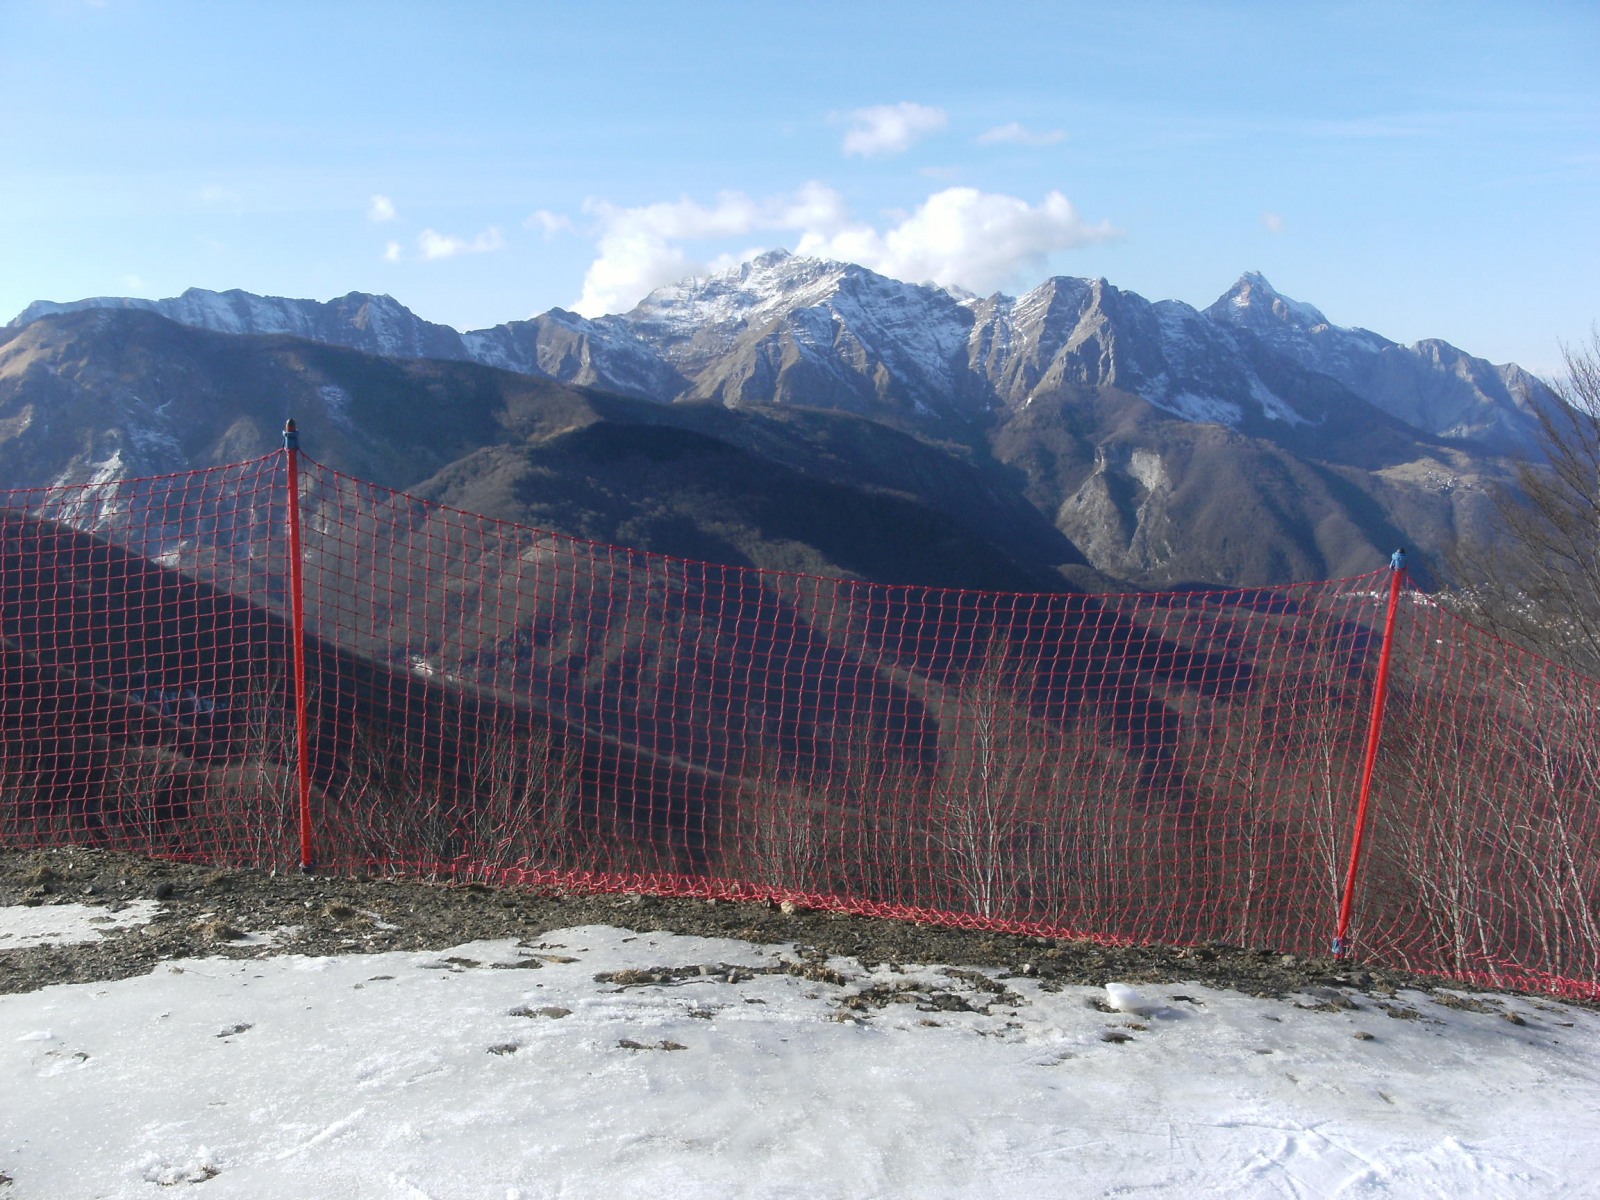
[1332, 549, 1408, 959]
[284, 420, 315, 873]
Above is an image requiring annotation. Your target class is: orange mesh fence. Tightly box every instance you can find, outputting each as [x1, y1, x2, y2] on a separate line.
[3, 447, 1598, 998]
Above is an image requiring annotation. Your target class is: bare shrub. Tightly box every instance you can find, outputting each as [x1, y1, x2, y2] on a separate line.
[454, 720, 583, 872]
[1355, 666, 1599, 988]
[319, 711, 588, 879]
[0, 749, 73, 847]
[191, 671, 299, 869]
[99, 744, 192, 852]
[730, 772, 830, 895]
[929, 632, 1034, 919]
[1189, 647, 1367, 954]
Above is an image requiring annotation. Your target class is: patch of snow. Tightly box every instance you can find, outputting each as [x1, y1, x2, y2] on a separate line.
[1150, 390, 1243, 427]
[0, 900, 162, 949]
[1, 920, 1598, 1197]
[126, 420, 183, 462]
[1248, 375, 1310, 425]
[83, 449, 126, 487]
[318, 384, 353, 427]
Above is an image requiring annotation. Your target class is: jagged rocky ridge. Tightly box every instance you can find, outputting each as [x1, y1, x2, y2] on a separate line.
[1, 256, 1556, 588]
[9, 252, 1552, 454]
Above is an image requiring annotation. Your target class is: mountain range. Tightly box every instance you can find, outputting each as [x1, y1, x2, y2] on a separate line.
[1, 254, 1559, 590]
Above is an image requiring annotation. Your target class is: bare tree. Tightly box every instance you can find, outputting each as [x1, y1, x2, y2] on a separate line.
[1450, 329, 1600, 674]
[935, 631, 1032, 919]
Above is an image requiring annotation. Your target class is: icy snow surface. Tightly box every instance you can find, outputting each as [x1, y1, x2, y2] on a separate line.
[0, 900, 160, 949]
[3, 911, 1598, 1198]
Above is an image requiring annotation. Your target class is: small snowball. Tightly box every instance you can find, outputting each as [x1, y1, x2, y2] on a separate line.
[1105, 982, 1155, 1015]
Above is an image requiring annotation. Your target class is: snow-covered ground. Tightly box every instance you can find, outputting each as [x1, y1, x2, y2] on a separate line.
[4, 904, 1599, 1198]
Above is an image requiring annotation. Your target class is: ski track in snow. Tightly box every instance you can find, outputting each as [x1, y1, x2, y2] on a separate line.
[2, 916, 1598, 1198]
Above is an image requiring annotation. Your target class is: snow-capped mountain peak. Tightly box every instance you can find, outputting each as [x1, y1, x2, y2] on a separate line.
[6, 255, 1554, 451]
[1208, 271, 1331, 334]
[625, 251, 967, 345]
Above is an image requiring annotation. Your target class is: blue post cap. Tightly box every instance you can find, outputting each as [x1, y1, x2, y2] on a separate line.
[1390, 548, 1406, 572]
[283, 419, 299, 450]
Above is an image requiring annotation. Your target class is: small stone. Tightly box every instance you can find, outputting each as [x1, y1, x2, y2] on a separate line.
[1280, 954, 1300, 968]
[1354, 1030, 1375, 1041]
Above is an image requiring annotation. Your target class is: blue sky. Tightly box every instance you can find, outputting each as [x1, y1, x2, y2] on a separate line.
[2, 1, 1595, 373]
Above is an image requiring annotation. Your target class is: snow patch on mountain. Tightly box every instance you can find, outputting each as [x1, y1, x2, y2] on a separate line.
[1151, 390, 1244, 426]
[1248, 376, 1309, 425]
[319, 384, 353, 427]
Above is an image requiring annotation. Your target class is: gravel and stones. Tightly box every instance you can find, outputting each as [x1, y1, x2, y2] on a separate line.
[0, 846, 1569, 1008]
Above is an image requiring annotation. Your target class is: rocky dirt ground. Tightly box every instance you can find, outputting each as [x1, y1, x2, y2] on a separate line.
[0, 846, 1569, 1011]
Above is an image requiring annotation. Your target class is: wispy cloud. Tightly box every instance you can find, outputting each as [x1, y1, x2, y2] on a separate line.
[977, 122, 1066, 147]
[367, 194, 399, 222]
[1261, 210, 1285, 234]
[570, 183, 1117, 316]
[198, 185, 242, 212]
[383, 241, 403, 263]
[841, 103, 948, 158]
[416, 226, 505, 260]
[525, 209, 575, 237]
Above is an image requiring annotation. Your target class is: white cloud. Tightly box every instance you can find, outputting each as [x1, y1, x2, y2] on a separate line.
[796, 187, 1119, 295]
[1262, 210, 1286, 234]
[526, 209, 575, 237]
[977, 122, 1066, 147]
[416, 226, 505, 260]
[573, 183, 851, 315]
[367, 194, 399, 222]
[841, 103, 948, 158]
[383, 241, 403, 263]
[570, 183, 1117, 316]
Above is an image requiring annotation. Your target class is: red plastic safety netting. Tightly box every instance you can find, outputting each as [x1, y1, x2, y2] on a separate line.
[3, 448, 1598, 998]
